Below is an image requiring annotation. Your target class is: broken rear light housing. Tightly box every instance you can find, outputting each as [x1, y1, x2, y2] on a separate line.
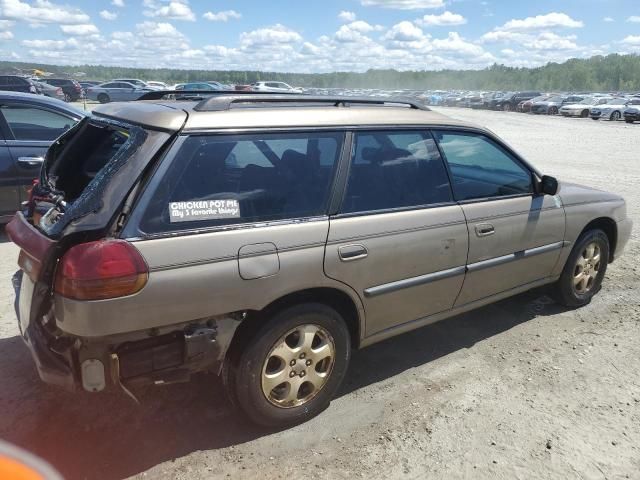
[54, 240, 148, 301]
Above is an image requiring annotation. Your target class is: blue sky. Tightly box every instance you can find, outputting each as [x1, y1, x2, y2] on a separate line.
[0, 0, 639, 72]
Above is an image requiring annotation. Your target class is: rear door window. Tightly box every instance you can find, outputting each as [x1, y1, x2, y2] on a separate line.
[139, 132, 344, 233]
[341, 130, 453, 214]
[0, 104, 76, 141]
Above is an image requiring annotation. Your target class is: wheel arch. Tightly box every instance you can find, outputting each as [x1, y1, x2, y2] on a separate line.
[579, 217, 617, 262]
[225, 287, 364, 367]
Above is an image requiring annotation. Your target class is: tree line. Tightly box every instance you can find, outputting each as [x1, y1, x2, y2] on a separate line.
[2, 53, 640, 92]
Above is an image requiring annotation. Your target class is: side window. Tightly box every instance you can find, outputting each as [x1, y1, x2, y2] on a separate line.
[1, 105, 75, 141]
[140, 132, 343, 233]
[434, 131, 533, 201]
[341, 130, 453, 214]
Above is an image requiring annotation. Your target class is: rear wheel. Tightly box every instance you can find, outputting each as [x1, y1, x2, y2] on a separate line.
[551, 229, 609, 308]
[223, 303, 351, 427]
[580, 110, 589, 118]
[610, 111, 621, 121]
[591, 117, 599, 121]
[503, 103, 512, 112]
[97, 93, 110, 104]
[548, 106, 558, 115]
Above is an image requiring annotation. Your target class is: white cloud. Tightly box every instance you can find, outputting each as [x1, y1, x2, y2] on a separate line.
[22, 37, 79, 50]
[338, 11, 356, 22]
[432, 32, 486, 57]
[360, 0, 445, 10]
[383, 21, 425, 42]
[0, 19, 14, 29]
[60, 23, 99, 36]
[136, 21, 185, 39]
[203, 10, 241, 22]
[99, 10, 117, 21]
[0, 30, 13, 39]
[347, 20, 383, 32]
[143, 0, 195, 21]
[603, 17, 614, 22]
[621, 35, 640, 46]
[523, 32, 577, 50]
[240, 24, 302, 48]
[111, 31, 133, 40]
[627, 16, 640, 23]
[111, 0, 124, 6]
[480, 30, 529, 43]
[498, 12, 583, 31]
[418, 11, 466, 26]
[0, 0, 90, 25]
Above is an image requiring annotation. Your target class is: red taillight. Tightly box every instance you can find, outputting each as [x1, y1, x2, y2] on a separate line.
[55, 240, 148, 300]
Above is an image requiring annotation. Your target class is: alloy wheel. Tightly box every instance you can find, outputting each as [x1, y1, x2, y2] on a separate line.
[573, 242, 601, 294]
[611, 111, 621, 121]
[261, 324, 335, 408]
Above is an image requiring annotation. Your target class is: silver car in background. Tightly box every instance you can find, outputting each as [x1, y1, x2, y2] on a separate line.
[559, 96, 611, 118]
[85, 81, 152, 103]
[590, 97, 640, 121]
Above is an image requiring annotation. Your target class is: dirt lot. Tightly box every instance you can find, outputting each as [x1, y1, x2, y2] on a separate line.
[0, 107, 638, 480]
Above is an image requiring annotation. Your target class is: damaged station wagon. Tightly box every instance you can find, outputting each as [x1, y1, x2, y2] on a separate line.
[8, 94, 632, 427]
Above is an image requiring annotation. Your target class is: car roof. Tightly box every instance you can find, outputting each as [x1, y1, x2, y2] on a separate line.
[92, 95, 479, 133]
[0, 90, 87, 117]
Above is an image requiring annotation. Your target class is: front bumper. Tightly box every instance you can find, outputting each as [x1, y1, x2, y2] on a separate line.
[624, 112, 640, 122]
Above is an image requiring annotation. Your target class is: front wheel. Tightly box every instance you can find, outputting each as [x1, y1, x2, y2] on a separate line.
[503, 103, 511, 112]
[97, 93, 110, 104]
[580, 110, 589, 118]
[223, 303, 351, 427]
[610, 111, 621, 121]
[551, 229, 609, 308]
[548, 107, 558, 115]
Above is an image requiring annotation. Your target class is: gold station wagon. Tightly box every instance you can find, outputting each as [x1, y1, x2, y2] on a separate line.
[8, 94, 632, 427]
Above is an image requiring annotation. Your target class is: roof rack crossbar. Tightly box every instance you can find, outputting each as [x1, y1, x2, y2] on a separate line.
[192, 95, 430, 112]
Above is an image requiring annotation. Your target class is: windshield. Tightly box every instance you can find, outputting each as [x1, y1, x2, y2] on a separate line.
[546, 96, 563, 102]
[577, 97, 594, 104]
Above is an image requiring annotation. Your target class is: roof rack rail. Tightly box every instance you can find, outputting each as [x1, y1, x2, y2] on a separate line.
[136, 89, 302, 101]
[193, 95, 430, 112]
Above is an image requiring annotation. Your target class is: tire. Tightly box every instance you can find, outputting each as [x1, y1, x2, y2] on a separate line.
[580, 110, 589, 118]
[503, 103, 511, 112]
[551, 229, 609, 308]
[98, 93, 110, 104]
[591, 117, 599, 121]
[548, 107, 558, 115]
[223, 303, 351, 428]
[610, 111, 621, 121]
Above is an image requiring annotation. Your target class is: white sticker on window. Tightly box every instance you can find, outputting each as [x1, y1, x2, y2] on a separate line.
[169, 200, 240, 223]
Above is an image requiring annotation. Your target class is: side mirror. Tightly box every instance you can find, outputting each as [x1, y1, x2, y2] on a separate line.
[539, 175, 558, 195]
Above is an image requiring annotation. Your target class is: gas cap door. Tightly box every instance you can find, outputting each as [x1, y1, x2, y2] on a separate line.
[238, 242, 280, 280]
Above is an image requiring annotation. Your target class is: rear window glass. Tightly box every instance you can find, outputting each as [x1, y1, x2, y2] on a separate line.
[139, 132, 343, 233]
[46, 121, 130, 201]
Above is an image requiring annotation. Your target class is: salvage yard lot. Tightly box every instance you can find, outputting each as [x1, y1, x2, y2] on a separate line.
[0, 106, 638, 480]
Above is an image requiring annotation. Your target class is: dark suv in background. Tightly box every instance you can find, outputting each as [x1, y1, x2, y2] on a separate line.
[0, 76, 38, 94]
[494, 91, 541, 111]
[42, 78, 83, 102]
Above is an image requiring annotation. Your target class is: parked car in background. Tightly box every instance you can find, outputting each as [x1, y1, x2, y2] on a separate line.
[0, 75, 38, 94]
[559, 97, 610, 118]
[6, 94, 631, 429]
[146, 81, 169, 90]
[589, 98, 638, 121]
[518, 95, 549, 113]
[33, 81, 65, 101]
[85, 82, 152, 103]
[252, 81, 302, 93]
[494, 91, 541, 111]
[41, 78, 82, 102]
[112, 78, 149, 88]
[623, 104, 640, 123]
[531, 95, 585, 115]
[175, 82, 222, 91]
[0, 91, 84, 222]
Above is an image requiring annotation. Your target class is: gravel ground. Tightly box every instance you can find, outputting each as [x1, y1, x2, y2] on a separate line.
[0, 107, 638, 480]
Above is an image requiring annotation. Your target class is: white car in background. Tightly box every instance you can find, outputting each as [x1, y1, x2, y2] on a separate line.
[559, 96, 611, 118]
[590, 97, 639, 121]
[252, 81, 303, 93]
[146, 81, 168, 90]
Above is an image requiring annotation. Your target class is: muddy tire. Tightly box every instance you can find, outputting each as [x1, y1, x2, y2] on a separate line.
[551, 229, 609, 308]
[223, 303, 351, 428]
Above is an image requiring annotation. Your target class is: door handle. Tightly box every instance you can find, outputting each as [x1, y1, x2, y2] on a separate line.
[338, 244, 368, 262]
[475, 223, 495, 237]
[17, 156, 44, 167]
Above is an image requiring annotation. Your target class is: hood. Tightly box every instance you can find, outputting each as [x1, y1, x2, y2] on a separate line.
[557, 181, 623, 206]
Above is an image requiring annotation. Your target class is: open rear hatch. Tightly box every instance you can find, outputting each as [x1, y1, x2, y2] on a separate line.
[7, 113, 177, 343]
